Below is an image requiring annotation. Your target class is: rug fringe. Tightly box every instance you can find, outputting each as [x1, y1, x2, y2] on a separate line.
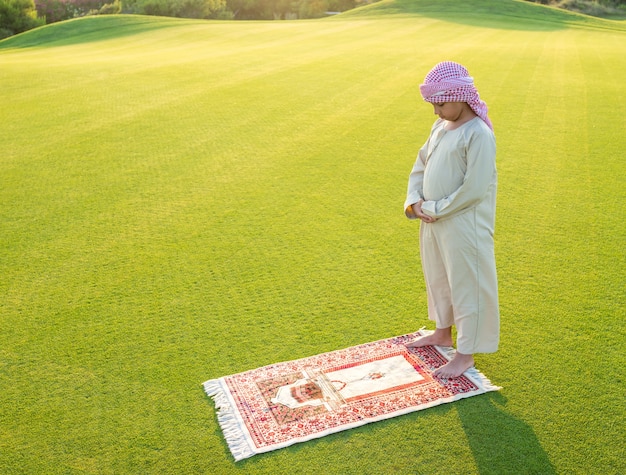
[464, 366, 502, 392]
[432, 343, 502, 391]
[203, 379, 255, 461]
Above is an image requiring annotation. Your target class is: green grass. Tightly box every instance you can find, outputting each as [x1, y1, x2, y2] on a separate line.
[1, 1, 625, 473]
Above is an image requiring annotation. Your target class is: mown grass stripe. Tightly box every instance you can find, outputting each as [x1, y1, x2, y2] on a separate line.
[1, 3, 624, 473]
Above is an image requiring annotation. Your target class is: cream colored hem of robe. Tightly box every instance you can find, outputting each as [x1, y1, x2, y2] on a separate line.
[405, 117, 499, 354]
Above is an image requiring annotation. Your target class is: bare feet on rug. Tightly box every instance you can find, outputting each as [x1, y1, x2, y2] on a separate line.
[433, 352, 475, 379]
[406, 327, 453, 348]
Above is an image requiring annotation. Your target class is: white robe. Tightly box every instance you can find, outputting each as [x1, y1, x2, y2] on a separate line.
[404, 117, 499, 354]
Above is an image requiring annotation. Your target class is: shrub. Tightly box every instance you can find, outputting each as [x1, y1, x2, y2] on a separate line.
[298, 0, 327, 18]
[557, 0, 625, 16]
[34, 0, 72, 22]
[122, 0, 225, 18]
[35, 0, 111, 22]
[525, 0, 626, 17]
[0, 0, 45, 37]
[95, 0, 121, 13]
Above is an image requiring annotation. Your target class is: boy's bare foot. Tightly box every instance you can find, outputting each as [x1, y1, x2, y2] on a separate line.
[433, 352, 474, 378]
[406, 327, 453, 348]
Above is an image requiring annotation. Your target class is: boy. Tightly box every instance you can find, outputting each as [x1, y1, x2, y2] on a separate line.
[404, 61, 499, 378]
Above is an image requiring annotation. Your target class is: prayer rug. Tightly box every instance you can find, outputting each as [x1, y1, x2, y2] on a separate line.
[203, 330, 500, 461]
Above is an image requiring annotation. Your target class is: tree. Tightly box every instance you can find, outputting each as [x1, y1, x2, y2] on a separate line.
[122, 0, 225, 18]
[0, 0, 45, 38]
[225, 0, 267, 19]
[297, 0, 326, 18]
[35, 0, 119, 23]
[35, 0, 76, 23]
[224, 0, 358, 19]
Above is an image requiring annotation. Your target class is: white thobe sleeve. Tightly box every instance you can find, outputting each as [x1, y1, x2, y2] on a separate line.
[404, 143, 428, 219]
[421, 129, 496, 219]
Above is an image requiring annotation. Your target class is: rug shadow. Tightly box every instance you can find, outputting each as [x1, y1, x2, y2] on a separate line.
[456, 392, 556, 474]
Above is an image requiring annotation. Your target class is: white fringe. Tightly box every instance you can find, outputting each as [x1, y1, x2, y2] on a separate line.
[203, 379, 256, 461]
[418, 329, 501, 391]
[463, 365, 502, 392]
[430, 339, 502, 392]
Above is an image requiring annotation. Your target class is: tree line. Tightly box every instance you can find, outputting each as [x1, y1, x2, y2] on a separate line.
[525, 0, 626, 15]
[1, 0, 373, 39]
[2, 0, 625, 40]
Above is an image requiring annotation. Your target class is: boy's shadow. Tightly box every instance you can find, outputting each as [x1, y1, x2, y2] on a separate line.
[457, 392, 556, 474]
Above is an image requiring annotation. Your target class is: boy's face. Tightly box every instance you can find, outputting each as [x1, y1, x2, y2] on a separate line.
[432, 102, 466, 121]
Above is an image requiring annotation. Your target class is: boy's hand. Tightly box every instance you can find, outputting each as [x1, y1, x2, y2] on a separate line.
[413, 200, 437, 223]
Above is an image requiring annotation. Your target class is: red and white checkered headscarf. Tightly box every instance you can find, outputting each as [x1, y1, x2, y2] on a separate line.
[420, 61, 493, 130]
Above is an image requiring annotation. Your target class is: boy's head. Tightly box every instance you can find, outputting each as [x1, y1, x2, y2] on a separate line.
[420, 61, 493, 130]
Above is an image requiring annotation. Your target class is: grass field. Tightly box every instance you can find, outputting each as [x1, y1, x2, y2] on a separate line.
[1, 0, 625, 473]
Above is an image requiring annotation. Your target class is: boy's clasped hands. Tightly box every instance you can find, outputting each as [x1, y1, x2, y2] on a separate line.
[412, 200, 437, 223]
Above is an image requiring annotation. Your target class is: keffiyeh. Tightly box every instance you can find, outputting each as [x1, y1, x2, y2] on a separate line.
[420, 61, 493, 130]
